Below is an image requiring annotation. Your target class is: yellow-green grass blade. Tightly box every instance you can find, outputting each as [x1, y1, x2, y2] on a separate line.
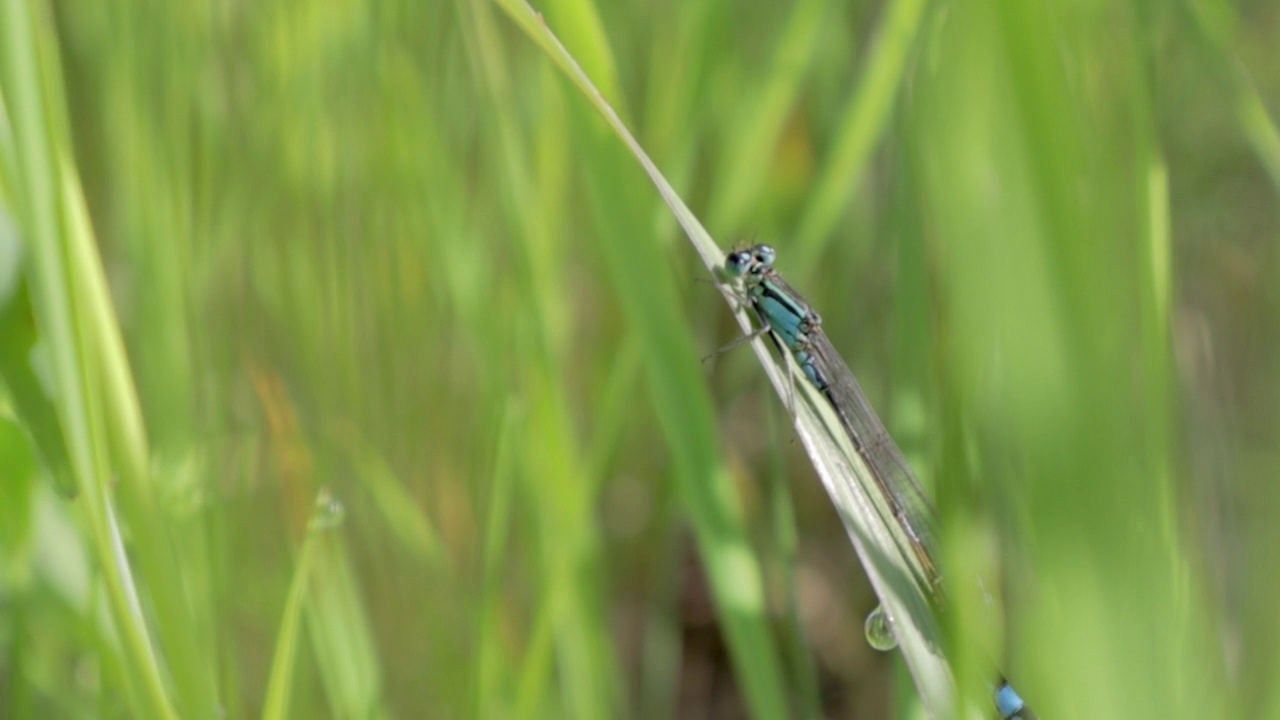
[542, 0, 625, 116]
[572, 106, 794, 718]
[261, 490, 365, 720]
[704, 0, 827, 233]
[907, 1, 1227, 714]
[791, 0, 927, 266]
[328, 423, 448, 569]
[0, 269, 76, 497]
[0, 2, 176, 717]
[6, 3, 238, 714]
[260, 516, 319, 720]
[302, 525, 390, 719]
[475, 401, 522, 719]
[1181, 0, 1280, 190]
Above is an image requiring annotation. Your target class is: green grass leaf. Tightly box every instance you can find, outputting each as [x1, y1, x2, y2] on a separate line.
[493, 0, 963, 713]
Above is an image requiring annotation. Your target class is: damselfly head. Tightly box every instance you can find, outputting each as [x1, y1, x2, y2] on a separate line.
[724, 244, 777, 279]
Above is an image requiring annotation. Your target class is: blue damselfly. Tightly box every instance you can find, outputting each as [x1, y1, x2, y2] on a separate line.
[723, 244, 1034, 720]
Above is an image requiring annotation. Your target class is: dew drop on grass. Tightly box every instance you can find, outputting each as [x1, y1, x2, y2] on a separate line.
[310, 487, 346, 530]
[864, 604, 898, 651]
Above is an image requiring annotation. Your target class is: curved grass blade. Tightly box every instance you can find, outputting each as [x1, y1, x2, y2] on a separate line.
[261, 489, 346, 720]
[0, 3, 178, 716]
[491, 0, 957, 713]
[791, 0, 927, 264]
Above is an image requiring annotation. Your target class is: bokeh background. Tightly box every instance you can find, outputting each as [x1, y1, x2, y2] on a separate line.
[1, 0, 1278, 717]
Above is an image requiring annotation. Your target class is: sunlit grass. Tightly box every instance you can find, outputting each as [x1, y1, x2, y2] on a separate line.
[1, 0, 1278, 718]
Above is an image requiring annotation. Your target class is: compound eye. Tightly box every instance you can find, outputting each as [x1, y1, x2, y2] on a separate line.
[754, 245, 776, 266]
[724, 250, 752, 277]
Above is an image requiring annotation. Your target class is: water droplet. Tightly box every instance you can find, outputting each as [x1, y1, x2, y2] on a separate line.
[864, 604, 898, 651]
[310, 488, 345, 530]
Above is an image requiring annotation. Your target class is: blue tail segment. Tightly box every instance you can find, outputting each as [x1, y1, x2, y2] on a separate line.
[994, 677, 1037, 719]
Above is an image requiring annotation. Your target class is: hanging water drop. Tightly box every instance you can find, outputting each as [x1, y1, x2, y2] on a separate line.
[863, 604, 898, 651]
[310, 488, 346, 530]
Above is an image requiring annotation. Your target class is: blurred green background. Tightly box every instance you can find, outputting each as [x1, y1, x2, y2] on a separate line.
[1, 0, 1278, 717]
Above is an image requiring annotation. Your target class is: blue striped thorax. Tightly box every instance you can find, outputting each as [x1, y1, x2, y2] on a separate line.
[725, 244, 826, 389]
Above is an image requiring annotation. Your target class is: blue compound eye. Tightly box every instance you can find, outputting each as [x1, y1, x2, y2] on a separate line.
[753, 245, 776, 267]
[724, 250, 753, 277]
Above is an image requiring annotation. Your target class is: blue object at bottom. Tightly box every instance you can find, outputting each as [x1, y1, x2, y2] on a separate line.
[994, 680, 1026, 719]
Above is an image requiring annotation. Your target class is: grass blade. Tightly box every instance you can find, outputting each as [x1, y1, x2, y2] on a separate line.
[492, 0, 958, 712]
[0, 1, 176, 716]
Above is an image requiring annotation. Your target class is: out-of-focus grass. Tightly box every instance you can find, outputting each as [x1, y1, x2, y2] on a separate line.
[0, 0, 1278, 719]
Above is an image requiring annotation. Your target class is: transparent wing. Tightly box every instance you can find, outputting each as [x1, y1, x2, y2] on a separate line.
[762, 273, 943, 588]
